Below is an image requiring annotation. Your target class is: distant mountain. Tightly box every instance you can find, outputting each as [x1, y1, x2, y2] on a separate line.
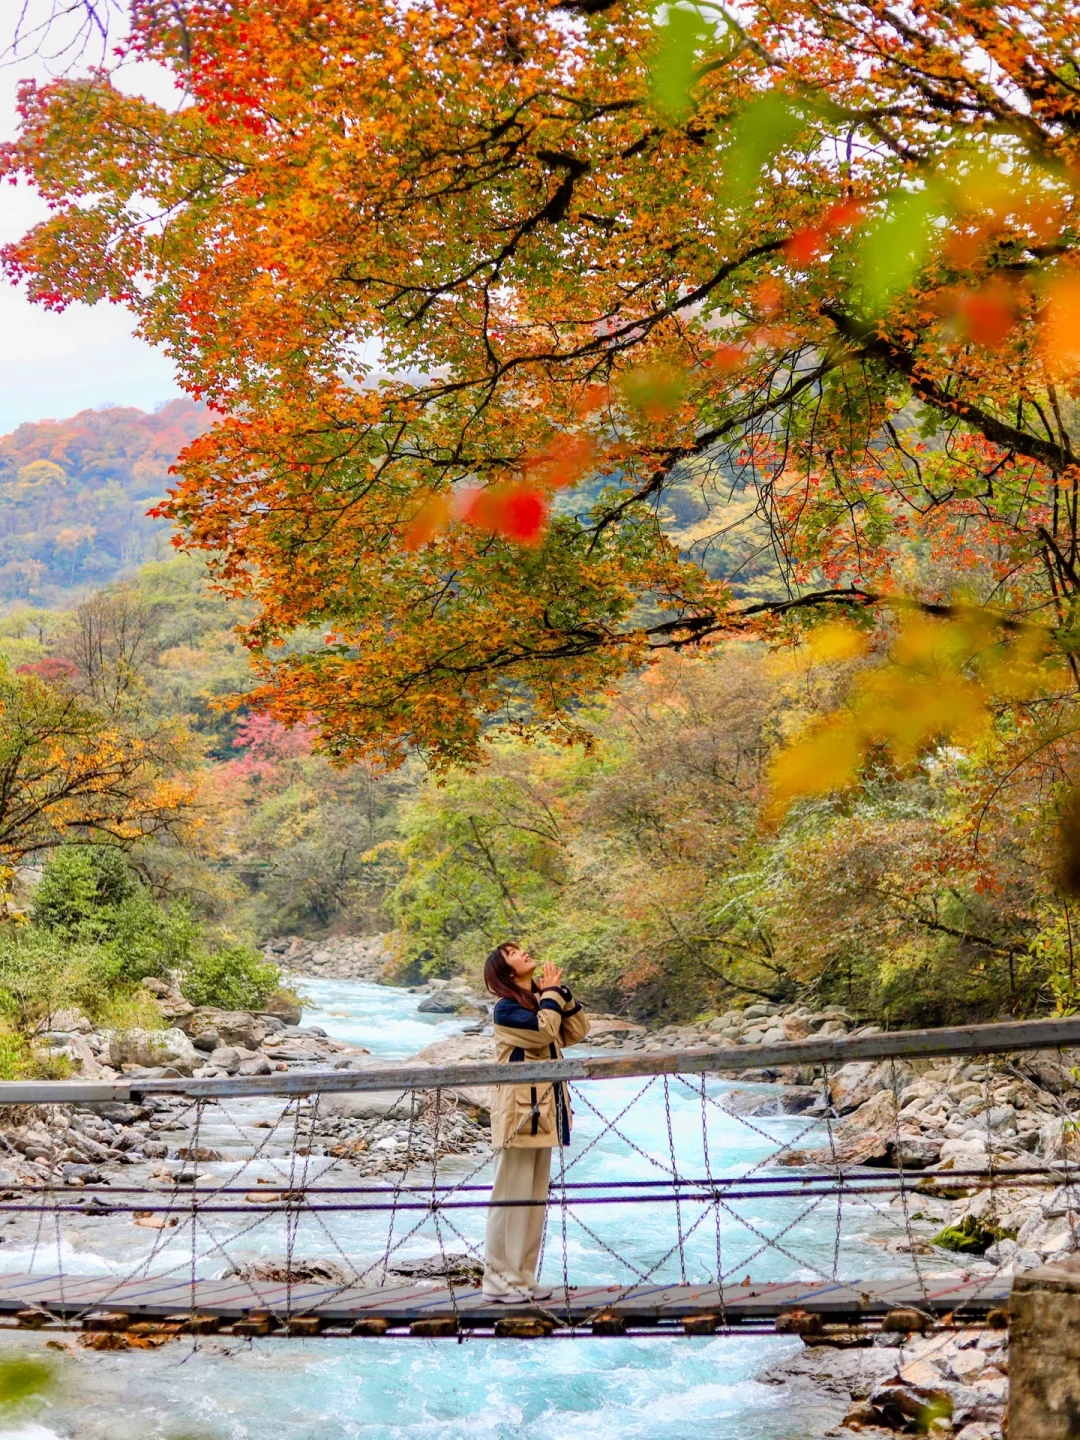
[0, 400, 207, 608]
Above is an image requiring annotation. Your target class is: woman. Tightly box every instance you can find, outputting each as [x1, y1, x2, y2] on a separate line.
[481, 941, 590, 1302]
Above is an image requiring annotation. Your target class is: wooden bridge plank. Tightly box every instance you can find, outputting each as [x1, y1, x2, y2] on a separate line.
[0, 1274, 1011, 1325]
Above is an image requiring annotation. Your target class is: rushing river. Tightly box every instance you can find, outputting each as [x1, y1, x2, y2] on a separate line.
[0, 977, 921, 1440]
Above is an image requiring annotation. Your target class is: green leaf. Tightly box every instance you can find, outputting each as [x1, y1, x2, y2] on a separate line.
[857, 186, 944, 316]
[722, 90, 804, 206]
[649, 6, 711, 123]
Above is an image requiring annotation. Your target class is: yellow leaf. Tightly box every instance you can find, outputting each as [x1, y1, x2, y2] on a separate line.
[765, 717, 862, 822]
[805, 622, 869, 665]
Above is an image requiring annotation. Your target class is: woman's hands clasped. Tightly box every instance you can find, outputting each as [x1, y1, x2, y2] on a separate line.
[538, 961, 564, 991]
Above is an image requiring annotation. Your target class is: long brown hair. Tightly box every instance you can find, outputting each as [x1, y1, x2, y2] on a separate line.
[483, 941, 538, 1011]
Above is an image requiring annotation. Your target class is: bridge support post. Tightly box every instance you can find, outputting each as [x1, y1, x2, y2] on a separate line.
[1009, 1255, 1080, 1440]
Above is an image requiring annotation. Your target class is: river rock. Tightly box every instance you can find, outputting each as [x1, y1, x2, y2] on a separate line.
[189, 1009, 267, 1049]
[323, 1091, 418, 1121]
[828, 1061, 886, 1114]
[1016, 1047, 1080, 1095]
[742, 1003, 778, 1021]
[209, 1047, 241, 1072]
[271, 933, 393, 981]
[892, 1135, 943, 1168]
[156, 994, 195, 1030]
[48, 1008, 92, 1035]
[866, 1377, 955, 1429]
[222, 1258, 349, 1285]
[237, 1055, 273, 1076]
[588, 1015, 646, 1040]
[108, 1028, 199, 1076]
[417, 993, 463, 1014]
[261, 990, 303, 1026]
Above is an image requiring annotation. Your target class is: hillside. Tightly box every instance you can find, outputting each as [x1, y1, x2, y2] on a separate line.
[0, 400, 207, 608]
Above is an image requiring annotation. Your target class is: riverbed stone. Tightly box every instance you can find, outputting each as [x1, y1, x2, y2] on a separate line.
[417, 993, 462, 1014]
[829, 1061, 886, 1114]
[262, 990, 303, 1025]
[107, 1028, 199, 1076]
[237, 1055, 273, 1076]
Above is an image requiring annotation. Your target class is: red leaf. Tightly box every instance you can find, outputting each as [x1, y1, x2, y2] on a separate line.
[822, 200, 865, 232]
[956, 285, 1015, 349]
[523, 433, 596, 489]
[496, 485, 549, 542]
[707, 343, 746, 372]
[461, 483, 549, 543]
[784, 227, 825, 265]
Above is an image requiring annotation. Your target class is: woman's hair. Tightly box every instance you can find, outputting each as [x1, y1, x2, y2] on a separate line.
[483, 941, 538, 1011]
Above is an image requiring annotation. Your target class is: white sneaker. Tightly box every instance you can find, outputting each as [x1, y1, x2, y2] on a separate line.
[485, 1291, 531, 1304]
[531, 1286, 554, 1300]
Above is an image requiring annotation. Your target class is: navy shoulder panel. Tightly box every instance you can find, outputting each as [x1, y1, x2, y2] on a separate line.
[493, 997, 540, 1031]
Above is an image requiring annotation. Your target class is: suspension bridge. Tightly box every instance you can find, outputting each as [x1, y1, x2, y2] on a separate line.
[0, 1016, 1074, 1342]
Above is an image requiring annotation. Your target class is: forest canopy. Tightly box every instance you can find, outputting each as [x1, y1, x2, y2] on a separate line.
[0, 400, 205, 606]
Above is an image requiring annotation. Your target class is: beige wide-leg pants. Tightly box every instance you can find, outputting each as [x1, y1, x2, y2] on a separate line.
[482, 1146, 552, 1296]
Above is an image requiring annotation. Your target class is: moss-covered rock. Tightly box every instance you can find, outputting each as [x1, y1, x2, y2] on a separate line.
[932, 1212, 1014, 1255]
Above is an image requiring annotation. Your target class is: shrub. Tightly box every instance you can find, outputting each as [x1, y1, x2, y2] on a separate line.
[96, 891, 201, 985]
[0, 926, 92, 1031]
[90, 985, 165, 1033]
[0, 1027, 30, 1080]
[179, 944, 281, 1011]
[32, 845, 137, 934]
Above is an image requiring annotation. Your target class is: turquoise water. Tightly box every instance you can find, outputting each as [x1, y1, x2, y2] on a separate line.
[0, 978, 898, 1440]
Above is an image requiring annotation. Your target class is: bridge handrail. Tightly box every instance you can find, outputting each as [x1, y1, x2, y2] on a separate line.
[2, 1014, 1079, 1105]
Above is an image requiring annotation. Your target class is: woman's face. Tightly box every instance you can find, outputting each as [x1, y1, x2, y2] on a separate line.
[504, 944, 536, 984]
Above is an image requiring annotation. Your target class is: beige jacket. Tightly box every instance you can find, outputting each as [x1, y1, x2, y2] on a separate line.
[489, 986, 590, 1150]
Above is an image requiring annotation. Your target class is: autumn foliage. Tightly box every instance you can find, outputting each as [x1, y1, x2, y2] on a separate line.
[0, 401, 206, 604]
[6, 0, 1080, 770]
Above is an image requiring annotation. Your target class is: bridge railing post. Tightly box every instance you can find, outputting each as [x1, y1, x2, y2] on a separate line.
[1008, 1255, 1080, 1440]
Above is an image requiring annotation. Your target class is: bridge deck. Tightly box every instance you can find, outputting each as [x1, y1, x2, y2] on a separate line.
[0, 1272, 1010, 1333]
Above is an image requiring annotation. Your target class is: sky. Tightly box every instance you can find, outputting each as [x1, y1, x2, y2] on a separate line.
[0, 3, 180, 435]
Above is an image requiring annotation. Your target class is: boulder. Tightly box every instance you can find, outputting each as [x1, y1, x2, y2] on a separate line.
[323, 1091, 419, 1121]
[807, 1008, 854, 1030]
[48, 1007, 92, 1035]
[741, 1003, 778, 1021]
[1017, 1047, 1080, 1095]
[589, 1015, 645, 1040]
[192, 1029, 220, 1054]
[108, 1028, 199, 1076]
[829, 1061, 887, 1114]
[815, 1019, 849, 1037]
[209, 1046, 241, 1072]
[223, 1258, 347, 1285]
[891, 1135, 943, 1169]
[262, 989, 302, 1026]
[156, 995, 195, 1031]
[781, 1016, 813, 1041]
[417, 992, 465, 1013]
[190, 1009, 267, 1049]
[237, 1055, 272, 1076]
[866, 1377, 954, 1430]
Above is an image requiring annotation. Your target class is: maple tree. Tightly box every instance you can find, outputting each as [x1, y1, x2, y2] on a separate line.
[6, 0, 1080, 768]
